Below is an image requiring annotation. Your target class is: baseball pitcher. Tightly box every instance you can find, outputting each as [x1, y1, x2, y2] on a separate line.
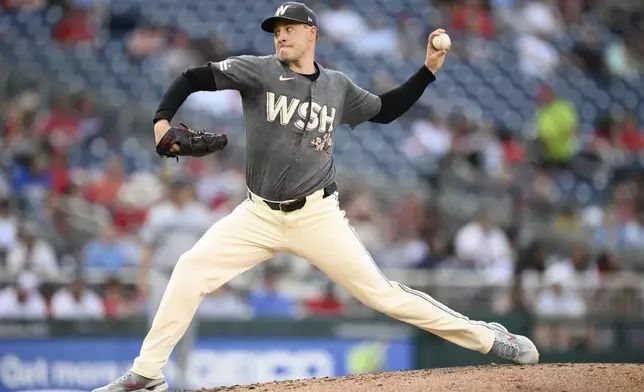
[95, 3, 539, 391]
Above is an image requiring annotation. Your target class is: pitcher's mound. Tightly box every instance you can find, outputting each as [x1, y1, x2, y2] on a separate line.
[180, 363, 644, 392]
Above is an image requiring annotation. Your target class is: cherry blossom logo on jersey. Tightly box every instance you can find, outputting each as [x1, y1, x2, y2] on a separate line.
[311, 130, 333, 151]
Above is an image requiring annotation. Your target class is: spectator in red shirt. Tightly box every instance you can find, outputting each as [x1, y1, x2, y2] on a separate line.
[498, 128, 525, 165]
[37, 97, 82, 153]
[50, 153, 71, 196]
[451, 0, 495, 39]
[304, 283, 344, 317]
[103, 277, 138, 319]
[53, 7, 96, 45]
[84, 156, 126, 208]
[617, 114, 644, 152]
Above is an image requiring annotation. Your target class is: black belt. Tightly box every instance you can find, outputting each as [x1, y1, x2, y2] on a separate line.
[249, 182, 338, 213]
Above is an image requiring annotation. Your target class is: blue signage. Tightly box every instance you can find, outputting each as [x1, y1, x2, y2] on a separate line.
[0, 337, 414, 391]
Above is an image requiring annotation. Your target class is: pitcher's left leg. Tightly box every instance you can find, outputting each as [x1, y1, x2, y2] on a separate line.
[287, 194, 539, 364]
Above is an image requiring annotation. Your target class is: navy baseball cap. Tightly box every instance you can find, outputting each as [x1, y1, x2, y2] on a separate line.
[261, 2, 318, 33]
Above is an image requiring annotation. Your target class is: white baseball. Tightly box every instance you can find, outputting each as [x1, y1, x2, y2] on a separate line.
[432, 33, 451, 51]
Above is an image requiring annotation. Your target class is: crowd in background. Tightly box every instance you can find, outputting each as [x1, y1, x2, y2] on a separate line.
[1, 0, 644, 352]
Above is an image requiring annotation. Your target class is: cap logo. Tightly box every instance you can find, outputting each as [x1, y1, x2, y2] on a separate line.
[308, 16, 313, 22]
[275, 4, 290, 16]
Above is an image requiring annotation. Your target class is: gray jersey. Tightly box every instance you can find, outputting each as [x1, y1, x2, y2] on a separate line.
[139, 201, 214, 271]
[209, 55, 382, 201]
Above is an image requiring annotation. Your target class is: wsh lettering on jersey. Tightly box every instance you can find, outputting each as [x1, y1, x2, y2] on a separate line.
[266, 92, 336, 133]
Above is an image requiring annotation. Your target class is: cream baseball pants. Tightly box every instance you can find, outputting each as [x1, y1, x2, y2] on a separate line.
[131, 187, 496, 379]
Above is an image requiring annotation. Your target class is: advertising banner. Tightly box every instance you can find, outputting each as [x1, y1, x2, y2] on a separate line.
[0, 337, 414, 391]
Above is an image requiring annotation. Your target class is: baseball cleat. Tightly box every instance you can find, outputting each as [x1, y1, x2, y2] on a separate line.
[91, 371, 168, 392]
[488, 330, 540, 365]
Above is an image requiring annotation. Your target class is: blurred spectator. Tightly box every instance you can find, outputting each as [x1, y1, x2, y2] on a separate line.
[4, 91, 42, 164]
[401, 111, 452, 161]
[50, 153, 72, 196]
[569, 245, 600, 279]
[11, 154, 52, 217]
[74, 94, 103, 142]
[384, 236, 430, 269]
[379, 194, 430, 268]
[53, 6, 97, 45]
[516, 241, 548, 275]
[343, 189, 387, 252]
[249, 268, 296, 318]
[615, 114, 644, 153]
[83, 225, 132, 272]
[515, 0, 565, 37]
[137, 176, 213, 310]
[389, 194, 424, 244]
[512, 0, 564, 77]
[103, 277, 139, 319]
[625, 206, 644, 247]
[467, 121, 506, 179]
[534, 84, 579, 169]
[498, 127, 526, 166]
[370, 70, 397, 95]
[0, 197, 17, 253]
[318, 0, 369, 44]
[516, 33, 560, 78]
[596, 251, 619, 273]
[422, 231, 454, 268]
[116, 171, 166, 211]
[126, 24, 166, 59]
[6, 221, 60, 281]
[534, 260, 587, 350]
[450, 0, 496, 39]
[50, 278, 105, 320]
[0, 272, 47, 319]
[595, 206, 633, 252]
[570, 27, 610, 83]
[195, 160, 232, 211]
[84, 156, 126, 207]
[553, 204, 584, 235]
[591, 114, 622, 164]
[40, 208, 90, 262]
[349, 14, 399, 57]
[454, 209, 514, 283]
[191, 35, 230, 63]
[304, 283, 344, 317]
[111, 173, 164, 233]
[36, 97, 82, 153]
[199, 284, 253, 319]
[158, 31, 203, 77]
[604, 33, 644, 80]
[394, 13, 425, 61]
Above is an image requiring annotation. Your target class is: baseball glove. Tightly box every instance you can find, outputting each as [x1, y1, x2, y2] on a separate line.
[155, 123, 227, 159]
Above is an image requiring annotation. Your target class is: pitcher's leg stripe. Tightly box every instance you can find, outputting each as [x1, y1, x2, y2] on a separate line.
[347, 223, 393, 288]
[401, 283, 470, 319]
[398, 283, 497, 331]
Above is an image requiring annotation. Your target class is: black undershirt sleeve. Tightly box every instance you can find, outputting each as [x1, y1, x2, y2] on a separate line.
[369, 65, 436, 124]
[153, 64, 218, 124]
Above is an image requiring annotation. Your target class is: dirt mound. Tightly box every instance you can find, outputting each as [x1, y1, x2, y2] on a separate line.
[180, 363, 644, 392]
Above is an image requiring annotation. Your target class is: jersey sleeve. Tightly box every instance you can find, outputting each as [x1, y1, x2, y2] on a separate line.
[209, 55, 264, 98]
[340, 74, 382, 129]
